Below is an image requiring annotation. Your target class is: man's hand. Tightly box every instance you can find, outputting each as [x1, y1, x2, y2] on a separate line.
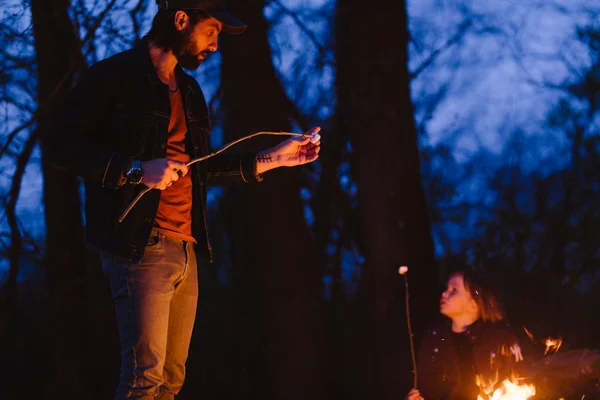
[141, 158, 188, 190]
[405, 388, 424, 400]
[256, 126, 321, 174]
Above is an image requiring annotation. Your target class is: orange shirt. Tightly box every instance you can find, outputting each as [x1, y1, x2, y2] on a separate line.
[154, 89, 196, 243]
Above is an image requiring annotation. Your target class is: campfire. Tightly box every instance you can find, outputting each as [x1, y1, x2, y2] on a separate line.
[473, 331, 600, 400]
[477, 377, 536, 400]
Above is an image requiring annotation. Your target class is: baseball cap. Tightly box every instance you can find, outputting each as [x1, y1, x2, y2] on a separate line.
[157, 0, 247, 35]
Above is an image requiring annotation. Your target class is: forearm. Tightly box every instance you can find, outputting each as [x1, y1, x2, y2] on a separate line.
[255, 149, 280, 174]
[206, 152, 263, 185]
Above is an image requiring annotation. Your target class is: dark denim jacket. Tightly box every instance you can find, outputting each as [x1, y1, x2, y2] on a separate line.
[49, 37, 261, 262]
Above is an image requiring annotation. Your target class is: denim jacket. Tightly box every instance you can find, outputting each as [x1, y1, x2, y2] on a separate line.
[49, 37, 262, 263]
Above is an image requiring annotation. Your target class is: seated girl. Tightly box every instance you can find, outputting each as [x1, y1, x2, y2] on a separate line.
[406, 268, 524, 400]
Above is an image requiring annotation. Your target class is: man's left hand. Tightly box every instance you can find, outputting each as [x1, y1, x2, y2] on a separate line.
[256, 126, 321, 174]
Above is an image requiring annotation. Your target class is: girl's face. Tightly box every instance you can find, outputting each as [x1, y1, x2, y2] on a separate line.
[440, 273, 478, 319]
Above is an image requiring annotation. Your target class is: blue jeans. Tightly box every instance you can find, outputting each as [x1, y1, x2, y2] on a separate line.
[101, 230, 198, 400]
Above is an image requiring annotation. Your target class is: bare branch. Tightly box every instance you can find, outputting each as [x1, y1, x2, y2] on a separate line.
[270, 0, 331, 62]
[130, 0, 148, 41]
[0, 55, 82, 162]
[0, 114, 36, 160]
[410, 19, 472, 80]
[81, 0, 119, 46]
[0, 231, 44, 257]
[4, 129, 38, 298]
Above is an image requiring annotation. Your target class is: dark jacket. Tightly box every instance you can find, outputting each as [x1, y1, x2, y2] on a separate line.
[49, 37, 261, 262]
[417, 319, 523, 400]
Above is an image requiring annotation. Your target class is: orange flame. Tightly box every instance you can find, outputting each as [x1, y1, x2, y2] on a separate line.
[476, 339, 536, 399]
[544, 337, 563, 355]
[522, 326, 536, 343]
[477, 378, 536, 400]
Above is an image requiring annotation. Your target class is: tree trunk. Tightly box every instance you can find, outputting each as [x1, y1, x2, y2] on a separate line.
[30, 0, 95, 397]
[210, 1, 329, 399]
[336, 1, 437, 399]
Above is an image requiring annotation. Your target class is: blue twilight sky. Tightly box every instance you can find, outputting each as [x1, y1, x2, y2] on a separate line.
[0, 0, 598, 279]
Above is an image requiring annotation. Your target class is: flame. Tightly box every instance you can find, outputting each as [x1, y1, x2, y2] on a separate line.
[477, 378, 536, 400]
[544, 337, 563, 355]
[522, 326, 536, 343]
[522, 327, 563, 355]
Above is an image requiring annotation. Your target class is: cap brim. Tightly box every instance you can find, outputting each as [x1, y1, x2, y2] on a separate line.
[207, 10, 247, 35]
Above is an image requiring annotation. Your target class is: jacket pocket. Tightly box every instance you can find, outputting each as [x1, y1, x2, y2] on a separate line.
[117, 109, 163, 159]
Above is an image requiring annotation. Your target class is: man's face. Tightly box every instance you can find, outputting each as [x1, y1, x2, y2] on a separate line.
[439, 274, 477, 319]
[173, 15, 222, 70]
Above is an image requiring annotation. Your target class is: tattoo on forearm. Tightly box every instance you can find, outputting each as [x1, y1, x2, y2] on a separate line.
[257, 153, 272, 163]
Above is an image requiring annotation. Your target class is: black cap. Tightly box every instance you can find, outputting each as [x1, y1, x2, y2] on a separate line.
[158, 0, 247, 35]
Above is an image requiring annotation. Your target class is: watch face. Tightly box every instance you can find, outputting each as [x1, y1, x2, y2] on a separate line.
[127, 161, 143, 184]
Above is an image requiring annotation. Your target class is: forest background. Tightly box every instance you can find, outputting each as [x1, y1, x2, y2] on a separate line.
[0, 0, 599, 399]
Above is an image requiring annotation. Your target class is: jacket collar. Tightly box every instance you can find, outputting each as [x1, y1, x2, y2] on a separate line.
[132, 36, 198, 95]
[436, 318, 484, 340]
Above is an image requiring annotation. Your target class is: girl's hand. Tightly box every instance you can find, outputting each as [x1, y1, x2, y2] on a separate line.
[406, 388, 424, 400]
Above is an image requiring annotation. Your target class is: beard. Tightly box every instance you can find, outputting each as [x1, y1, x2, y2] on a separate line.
[171, 28, 207, 70]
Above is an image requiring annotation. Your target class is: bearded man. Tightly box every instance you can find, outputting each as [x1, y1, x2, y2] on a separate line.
[49, 1, 321, 398]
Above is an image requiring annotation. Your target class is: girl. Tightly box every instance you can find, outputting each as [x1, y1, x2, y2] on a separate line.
[406, 269, 523, 400]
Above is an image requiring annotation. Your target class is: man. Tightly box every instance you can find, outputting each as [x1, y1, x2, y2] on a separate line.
[49, 1, 321, 398]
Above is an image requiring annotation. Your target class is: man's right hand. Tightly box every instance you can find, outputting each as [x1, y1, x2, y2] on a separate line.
[406, 388, 424, 400]
[141, 158, 188, 190]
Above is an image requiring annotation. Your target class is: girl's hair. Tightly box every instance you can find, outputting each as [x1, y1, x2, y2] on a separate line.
[147, 9, 211, 51]
[451, 269, 506, 323]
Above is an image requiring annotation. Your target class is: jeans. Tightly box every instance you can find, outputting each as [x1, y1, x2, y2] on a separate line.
[101, 230, 198, 400]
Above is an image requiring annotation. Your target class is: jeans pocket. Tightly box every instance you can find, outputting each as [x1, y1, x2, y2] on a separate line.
[145, 230, 164, 251]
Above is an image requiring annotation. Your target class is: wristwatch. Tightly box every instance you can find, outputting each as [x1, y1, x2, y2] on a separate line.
[125, 159, 143, 185]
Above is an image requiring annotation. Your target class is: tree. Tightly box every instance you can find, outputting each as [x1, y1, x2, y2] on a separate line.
[30, 0, 116, 398]
[335, 1, 437, 399]
[183, 1, 329, 399]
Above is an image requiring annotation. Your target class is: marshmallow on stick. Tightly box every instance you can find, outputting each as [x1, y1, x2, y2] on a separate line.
[399, 265, 418, 388]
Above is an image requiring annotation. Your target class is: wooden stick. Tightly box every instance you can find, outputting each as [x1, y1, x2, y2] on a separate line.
[399, 266, 418, 388]
[118, 131, 311, 223]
